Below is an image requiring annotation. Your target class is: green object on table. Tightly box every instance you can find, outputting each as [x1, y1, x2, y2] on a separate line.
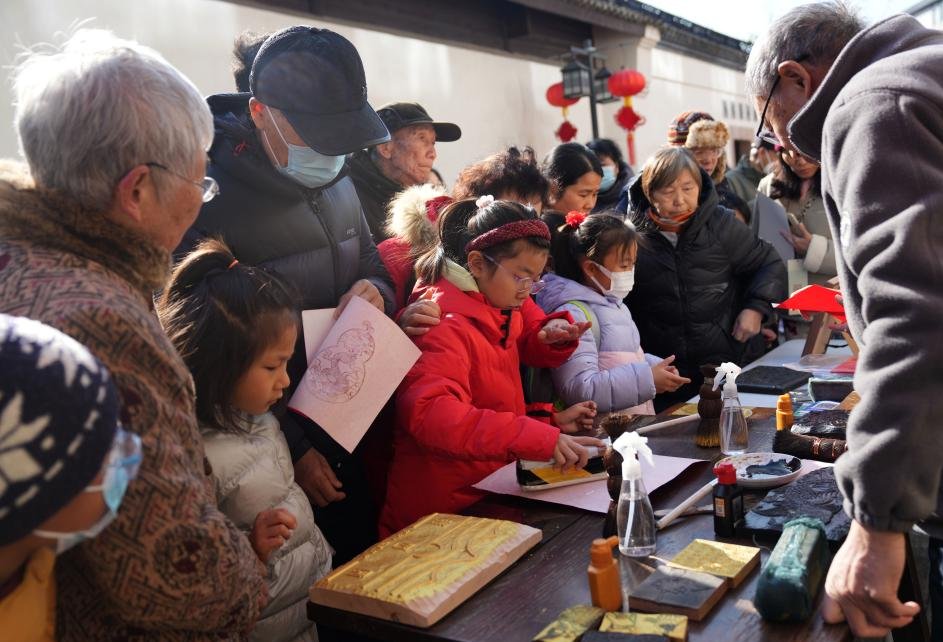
[755, 517, 831, 622]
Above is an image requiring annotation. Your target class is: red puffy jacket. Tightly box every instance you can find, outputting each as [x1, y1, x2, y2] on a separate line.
[379, 278, 575, 536]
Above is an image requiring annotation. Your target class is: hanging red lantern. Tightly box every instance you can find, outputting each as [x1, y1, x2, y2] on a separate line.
[546, 82, 580, 143]
[607, 69, 647, 166]
[546, 82, 579, 108]
[608, 69, 646, 98]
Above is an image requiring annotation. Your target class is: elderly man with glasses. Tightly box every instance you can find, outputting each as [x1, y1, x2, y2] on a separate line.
[747, 2, 943, 638]
[0, 30, 267, 641]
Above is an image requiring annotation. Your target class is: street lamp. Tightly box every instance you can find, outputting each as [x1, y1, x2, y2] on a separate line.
[594, 67, 617, 104]
[558, 39, 606, 139]
[561, 59, 591, 100]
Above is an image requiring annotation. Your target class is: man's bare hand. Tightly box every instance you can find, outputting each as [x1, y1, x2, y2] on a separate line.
[294, 448, 346, 507]
[335, 279, 384, 318]
[822, 520, 920, 637]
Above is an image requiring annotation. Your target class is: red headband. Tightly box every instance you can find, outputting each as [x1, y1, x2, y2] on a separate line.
[465, 219, 551, 253]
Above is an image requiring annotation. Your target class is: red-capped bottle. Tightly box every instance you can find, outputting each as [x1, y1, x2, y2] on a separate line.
[713, 462, 743, 538]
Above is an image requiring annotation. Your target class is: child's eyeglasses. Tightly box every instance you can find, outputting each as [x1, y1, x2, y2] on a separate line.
[483, 254, 546, 294]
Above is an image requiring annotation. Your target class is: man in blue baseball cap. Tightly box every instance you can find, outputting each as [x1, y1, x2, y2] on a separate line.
[178, 25, 395, 565]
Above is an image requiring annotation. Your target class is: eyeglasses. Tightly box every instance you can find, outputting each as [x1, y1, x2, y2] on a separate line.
[483, 254, 546, 294]
[146, 162, 219, 203]
[755, 54, 809, 147]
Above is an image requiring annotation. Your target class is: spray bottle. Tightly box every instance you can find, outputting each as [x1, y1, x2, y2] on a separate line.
[714, 362, 748, 455]
[612, 431, 656, 557]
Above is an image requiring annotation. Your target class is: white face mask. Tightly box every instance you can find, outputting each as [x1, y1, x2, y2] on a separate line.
[590, 262, 635, 299]
[262, 109, 345, 189]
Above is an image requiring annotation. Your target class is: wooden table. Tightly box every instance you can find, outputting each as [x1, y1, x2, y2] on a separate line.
[310, 408, 852, 641]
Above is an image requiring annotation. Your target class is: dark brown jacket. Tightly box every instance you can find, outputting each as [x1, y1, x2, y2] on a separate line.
[0, 161, 266, 640]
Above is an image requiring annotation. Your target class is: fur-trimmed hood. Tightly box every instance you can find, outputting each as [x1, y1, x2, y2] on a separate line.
[384, 183, 448, 250]
[0, 160, 171, 297]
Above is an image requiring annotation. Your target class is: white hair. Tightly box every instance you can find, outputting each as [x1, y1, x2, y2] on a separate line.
[745, 1, 864, 98]
[12, 29, 213, 211]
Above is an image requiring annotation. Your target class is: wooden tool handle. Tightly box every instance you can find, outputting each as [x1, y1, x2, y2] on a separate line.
[636, 413, 700, 435]
[656, 479, 717, 530]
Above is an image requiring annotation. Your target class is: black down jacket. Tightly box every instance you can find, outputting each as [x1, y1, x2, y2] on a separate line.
[623, 170, 786, 380]
[177, 93, 395, 461]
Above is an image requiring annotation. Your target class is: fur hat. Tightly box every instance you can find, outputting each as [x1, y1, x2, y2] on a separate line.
[0, 314, 120, 544]
[384, 184, 451, 250]
[667, 111, 713, 146]
[684, 119, 730, 150]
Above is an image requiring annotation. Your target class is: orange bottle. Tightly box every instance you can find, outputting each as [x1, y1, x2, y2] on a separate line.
[587, 536, 622, 611]
[776, 393, 794, 431]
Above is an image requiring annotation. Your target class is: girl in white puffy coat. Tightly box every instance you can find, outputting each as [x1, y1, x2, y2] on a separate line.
[159, 238, 331, 642]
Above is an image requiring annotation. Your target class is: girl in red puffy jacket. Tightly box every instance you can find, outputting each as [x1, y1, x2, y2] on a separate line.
[379, 197, 605, 536]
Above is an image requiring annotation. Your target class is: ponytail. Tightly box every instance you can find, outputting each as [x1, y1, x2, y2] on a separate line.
[158, 238, 299, 433]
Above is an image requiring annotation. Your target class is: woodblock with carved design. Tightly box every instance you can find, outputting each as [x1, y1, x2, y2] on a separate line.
[309, 513, 542, 627]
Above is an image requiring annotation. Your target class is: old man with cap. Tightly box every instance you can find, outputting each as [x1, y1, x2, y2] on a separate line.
[349, 102, 461, 242]
[178, 25, 395, 564]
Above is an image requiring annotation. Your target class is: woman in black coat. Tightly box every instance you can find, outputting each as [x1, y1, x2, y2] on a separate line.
[624, 147, 787, 409]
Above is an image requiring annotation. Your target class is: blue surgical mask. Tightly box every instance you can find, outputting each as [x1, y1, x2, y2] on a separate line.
[263, 109, 345, 189]
[34, 428, 142, 555]
[599, 165, 617, 192]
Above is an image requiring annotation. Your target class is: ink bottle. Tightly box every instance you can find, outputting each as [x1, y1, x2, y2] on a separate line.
[713, 462, 743, 538]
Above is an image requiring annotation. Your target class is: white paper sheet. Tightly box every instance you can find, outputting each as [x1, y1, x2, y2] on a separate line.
[289, 296, 420, 453]
[473, 454, 705, 513]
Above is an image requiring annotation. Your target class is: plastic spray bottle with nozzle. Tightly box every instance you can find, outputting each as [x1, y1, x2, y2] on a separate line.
[714, 362, 748, 455]
[613, 431, 656, 557]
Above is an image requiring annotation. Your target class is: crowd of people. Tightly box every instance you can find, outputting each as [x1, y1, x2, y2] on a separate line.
[0, 2, 941, 641]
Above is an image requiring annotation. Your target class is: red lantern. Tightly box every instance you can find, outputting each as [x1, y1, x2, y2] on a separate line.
[546, 82, 579, 108]
[608, 69, 646, 98]
[546, 82, 579, 142]
[607, 69, 647, 166]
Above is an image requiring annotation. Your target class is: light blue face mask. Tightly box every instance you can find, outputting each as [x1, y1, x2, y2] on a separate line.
[599, 165, 617, 192]
[263, 109, 345, 189]
[34, 428, 142, 555]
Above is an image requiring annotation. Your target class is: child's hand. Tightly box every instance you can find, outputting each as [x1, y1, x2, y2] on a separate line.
[538, 318, 592, 344]
[250, 508, 297, 563]
[552, 434, 606, 471]
[554, 401, 597, 433]
[651, 355, 691, 393]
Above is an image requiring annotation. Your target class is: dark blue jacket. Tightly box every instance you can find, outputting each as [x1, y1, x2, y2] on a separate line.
[177, 93, 394, 462]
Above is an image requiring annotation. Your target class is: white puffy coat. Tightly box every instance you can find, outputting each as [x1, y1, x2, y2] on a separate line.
[202, 413, 332, 642]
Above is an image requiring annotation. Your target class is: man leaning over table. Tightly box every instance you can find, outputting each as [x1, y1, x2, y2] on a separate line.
[747, 1, 943, 638]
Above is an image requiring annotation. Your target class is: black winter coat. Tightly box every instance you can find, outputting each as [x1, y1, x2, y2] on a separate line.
[348, 149, 403, 243]
[592, 161, 634, 213]
[623, 170, 786, 378]
[177, 93, 395, 462]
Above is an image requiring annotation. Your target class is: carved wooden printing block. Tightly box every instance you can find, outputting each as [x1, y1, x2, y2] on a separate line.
[309, 513, 541, 627]
[628, 565, 727, 621]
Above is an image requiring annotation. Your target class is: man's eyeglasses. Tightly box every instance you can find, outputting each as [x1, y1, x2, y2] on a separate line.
[146, 162, 219, 203]
[483, 254, 546, 294]
[755, 54, 809, 147]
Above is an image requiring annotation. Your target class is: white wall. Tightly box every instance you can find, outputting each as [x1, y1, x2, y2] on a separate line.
[0, 0, 593, 186]
[0, 0, 753, 182]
